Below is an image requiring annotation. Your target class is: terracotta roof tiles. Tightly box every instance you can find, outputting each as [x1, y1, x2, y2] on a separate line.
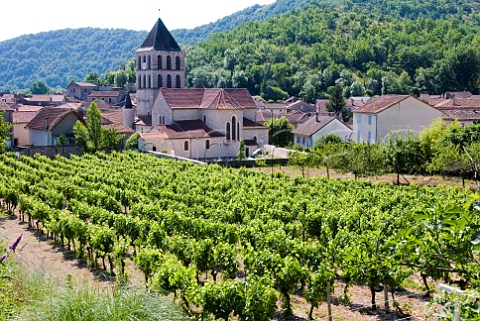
[27, 108, 82, 131]
[354, 95, 411, 114]
[141, 120, 223, 140]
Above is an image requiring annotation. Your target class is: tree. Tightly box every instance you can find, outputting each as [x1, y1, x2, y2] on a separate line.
[0, 112, 13, 153]
[85, 72, 101, 85]
[326, 84, 347, 120]
[385, 133, 426, 184]
[29, 80, 50, 94]
[74, 102, 116, 152]
[265, 116, 294, 147]
[238, 140, 246, 161]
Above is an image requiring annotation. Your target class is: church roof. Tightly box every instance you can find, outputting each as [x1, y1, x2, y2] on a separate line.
[160, 88, 257, 110]
[140, 18, 181, 52]
[141, 120, 224, 140]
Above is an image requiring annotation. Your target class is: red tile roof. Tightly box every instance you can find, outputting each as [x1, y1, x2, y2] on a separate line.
[27, 108, 82, 131]
[17, 105, 44, 112]
[441, 109, 480, 121]
[243, 118, 267, 129]
[87, 91, 124, 98]
[435, 98, 480, 109]
[160, 88, 256, 110]
[28, 95, 65, 103]
[13, 111, 39, 124]
[354, 95, 411, 114]
[140, 120, 223, 140]
[292, 116, 336, 137]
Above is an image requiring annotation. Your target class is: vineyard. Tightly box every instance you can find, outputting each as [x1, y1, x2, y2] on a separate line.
[0, 151, 479, 320]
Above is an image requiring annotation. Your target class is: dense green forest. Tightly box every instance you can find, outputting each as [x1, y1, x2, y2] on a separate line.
[0, 28, 146, 91]
[185, 0, 480, 101]
[3, 0, 480, 97]
[171, 0, 313, 45]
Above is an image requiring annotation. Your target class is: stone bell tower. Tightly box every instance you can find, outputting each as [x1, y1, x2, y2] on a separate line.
[135, 17, 185, 118]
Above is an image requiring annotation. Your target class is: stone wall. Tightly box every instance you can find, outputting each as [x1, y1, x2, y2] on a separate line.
[14, 145, 84, 158]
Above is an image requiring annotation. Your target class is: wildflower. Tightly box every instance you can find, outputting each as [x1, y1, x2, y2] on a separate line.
[9, 234, 22, 252]
[0, 254, 6, 263]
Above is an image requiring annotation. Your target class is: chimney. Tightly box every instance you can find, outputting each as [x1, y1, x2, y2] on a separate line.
[316, 112, 320, 122]
[420, 91, 429, 102]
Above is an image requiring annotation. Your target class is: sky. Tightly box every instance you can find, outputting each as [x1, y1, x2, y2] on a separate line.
[0, 0, 276, 42]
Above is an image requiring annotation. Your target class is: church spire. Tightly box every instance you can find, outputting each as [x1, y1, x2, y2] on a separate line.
[141, 18, 181, 51]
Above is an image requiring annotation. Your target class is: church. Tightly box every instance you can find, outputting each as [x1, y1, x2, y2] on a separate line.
[125, 18, 269, 160]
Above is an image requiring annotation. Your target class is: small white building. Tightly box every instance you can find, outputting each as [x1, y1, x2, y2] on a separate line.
[26, 108, 83, 146]
[353, 95, 443, 144]
[292, 115, 352, 147]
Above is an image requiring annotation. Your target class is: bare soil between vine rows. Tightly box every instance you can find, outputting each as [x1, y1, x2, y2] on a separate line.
[1, 211, 444, 321]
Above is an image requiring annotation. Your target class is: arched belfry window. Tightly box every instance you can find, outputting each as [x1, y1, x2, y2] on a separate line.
[158, 55, 162, 70]
[143, 75, 146, 89]
[232, 116, 237, 141]
[226, 122, 231, 141]
[137, 57, 141, 70]
[138, 76, 142, 88]
[167, 56, 172, 70]
[148, 75, 151, 88]
[147, 55, 151, 69]
[237, 122, 240, 140]
[158, 75, 163, 88]
[167, 75, 172, 88]
[176, 75, 181, 88]
[176, 56, 181, 70]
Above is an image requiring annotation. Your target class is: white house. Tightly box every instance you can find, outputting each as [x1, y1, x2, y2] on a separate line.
[129, 17, 269, 160]
[27, 108, 83, 146]
[292, 114, 352, 147]
[353, 95, 444, 144]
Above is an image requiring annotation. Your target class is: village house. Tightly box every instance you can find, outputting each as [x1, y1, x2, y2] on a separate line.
[66, 82, 99, 101]
[292, 114, 352, 147]
[130, 17, 269, 160]
[353, 95, 443, 144]
[433, 96, 480, 126]
[26, 108, 83, 146]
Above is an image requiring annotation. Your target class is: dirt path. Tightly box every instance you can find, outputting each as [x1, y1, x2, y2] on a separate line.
[0, 214, 108, 287]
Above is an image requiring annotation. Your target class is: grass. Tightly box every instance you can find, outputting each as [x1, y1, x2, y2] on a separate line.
[18, 284, 186, 321]
[0, 240, 186, 321]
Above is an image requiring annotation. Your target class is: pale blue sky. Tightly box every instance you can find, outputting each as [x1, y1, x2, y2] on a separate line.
[0, 0, 275, 42]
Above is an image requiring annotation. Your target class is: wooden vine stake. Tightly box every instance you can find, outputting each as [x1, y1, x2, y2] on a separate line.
[327, 280, 333, 321]
[384, 279, 389, 312]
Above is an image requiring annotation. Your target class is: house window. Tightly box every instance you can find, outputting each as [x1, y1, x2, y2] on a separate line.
[297, 137, 301, 144]
[184, 141, 189, 151]
[176, 75, 181, 88]
[226, 122, 231, 141]
[158, 75, 163, 88]
[167, 56, 171, 70]
[152, 146, 157, 152]
[159, 114, 165, 125]
[368, 115, 372, 125]
[203, 115, 207, 123]
[232, 116, 237, 141]
[206, 140, 210, 150]
[367, 131, 372, 143]
[253, 136, 257, 144]
[176, 56, 181, 70]
[237, 122, 240, 141]
[108, 98, 112, 103]
[302, 137, 306, 145]
[167, 75, 172, 88]
[158, 55, 162, 69]
[357, 131, 361, 142]
[357, 114, 361, 124]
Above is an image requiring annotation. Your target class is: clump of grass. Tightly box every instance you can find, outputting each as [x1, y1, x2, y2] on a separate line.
[18, 284, 186, 321]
